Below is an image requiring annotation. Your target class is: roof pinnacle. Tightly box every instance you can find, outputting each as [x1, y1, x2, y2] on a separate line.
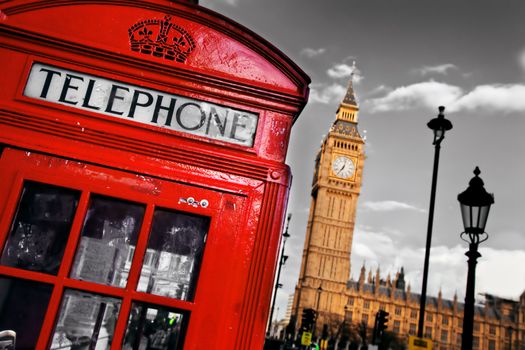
[341, 61, 358, 107]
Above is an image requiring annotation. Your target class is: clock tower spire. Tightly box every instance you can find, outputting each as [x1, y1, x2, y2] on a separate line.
[340, 61, 358, 108]
[336, 61, 359, 123]
[292, 64, 365, 335]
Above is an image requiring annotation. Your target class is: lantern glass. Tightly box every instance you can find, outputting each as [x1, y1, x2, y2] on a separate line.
[478, 205, 491, 232]
[434, 128, 445, 139]
[434, 127, 444, 143]
[460, 203, 491, 234]
[460, 202, 472, 230]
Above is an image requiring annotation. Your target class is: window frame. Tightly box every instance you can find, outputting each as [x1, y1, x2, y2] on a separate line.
[0, 149, 233, 349]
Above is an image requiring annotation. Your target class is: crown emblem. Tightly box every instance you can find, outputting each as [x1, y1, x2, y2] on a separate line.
[129, 15, 196, 63]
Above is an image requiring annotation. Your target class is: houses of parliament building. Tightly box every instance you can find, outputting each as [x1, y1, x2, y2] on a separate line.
[290, 71, 525, 349]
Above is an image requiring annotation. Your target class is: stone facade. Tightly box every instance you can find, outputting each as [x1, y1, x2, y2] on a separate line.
[346, 265, 525, 350]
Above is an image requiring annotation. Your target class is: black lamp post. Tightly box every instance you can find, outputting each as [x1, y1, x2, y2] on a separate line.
[458, 167, 494, 350]
[313, 285, 322, 340]
[418, 106, 453, 338]
[267, 213, 291, 338]
[336, 305, 349, 348]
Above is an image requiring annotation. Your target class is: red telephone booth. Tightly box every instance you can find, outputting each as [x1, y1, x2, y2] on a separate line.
[0, 1, 309, 349]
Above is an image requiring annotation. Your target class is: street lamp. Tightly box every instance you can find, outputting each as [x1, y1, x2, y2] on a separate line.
[314, 285, 322, 339]
[267, 213, 292, 338]
[458, 167, 494, 350]
[418, 106, 453, 338]
[334, 305, 350, 349]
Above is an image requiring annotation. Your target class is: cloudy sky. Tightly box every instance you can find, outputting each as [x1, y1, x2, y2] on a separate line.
[200, 0, 525, 320]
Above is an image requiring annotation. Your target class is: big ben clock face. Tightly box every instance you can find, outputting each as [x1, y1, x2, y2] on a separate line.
[332, 156, 355, 179]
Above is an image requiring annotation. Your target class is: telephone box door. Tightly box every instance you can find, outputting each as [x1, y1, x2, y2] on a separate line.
[0, 147, 248, 349]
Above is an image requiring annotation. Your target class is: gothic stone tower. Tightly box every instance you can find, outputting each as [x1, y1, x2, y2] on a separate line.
[292, 73, 365, 334]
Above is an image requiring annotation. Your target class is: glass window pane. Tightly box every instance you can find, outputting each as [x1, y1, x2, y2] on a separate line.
[137, 209, 210, 301]
[1, 182, 80, 275]
[479, 205, 490, 231]
[122, 303, 186, 350]
[70, 195, 144, 287]
[472, 206, 480, 229]
[0, 277, 53, 349]
[50, 290, 121, 350]
[460, 204, 471, 230]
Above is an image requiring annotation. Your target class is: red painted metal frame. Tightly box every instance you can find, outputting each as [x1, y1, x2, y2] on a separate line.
[0, 149, 247, 349]
[0, 1, 310, 348]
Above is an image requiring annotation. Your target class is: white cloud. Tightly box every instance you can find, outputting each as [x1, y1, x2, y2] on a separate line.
[327, 63, 354, 78]
[362, 200, 426, 213]
[327, 63, 363, 84]
[300, 47, 326, 58]
[353, 242, 378, 260]
[367, 81, 463, 113]
[351, 226, 525, 302]
[308, 59, 364, 105]
[416, 63, 458, 76]
[352, 72, 364, 84]
[353, 229, 395, 262]
[477, 248, 525, 299]
[367, 81, 525, 114]
[450, 84, 525, 113]
[309, 83, 346, 104]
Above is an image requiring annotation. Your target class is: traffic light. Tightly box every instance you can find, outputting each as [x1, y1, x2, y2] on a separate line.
[372, 309, 389, 345]
[377, 310, 389, 333]
[306, 308, 317, 326]
[301, 308, 317, 330]
[301, 309, 309, 329]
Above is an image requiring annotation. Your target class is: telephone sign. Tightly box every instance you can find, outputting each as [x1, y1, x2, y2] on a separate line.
[24, 62, 259, 147]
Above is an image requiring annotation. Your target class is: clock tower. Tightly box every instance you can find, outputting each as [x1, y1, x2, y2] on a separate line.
[292, 69, 365, 334]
